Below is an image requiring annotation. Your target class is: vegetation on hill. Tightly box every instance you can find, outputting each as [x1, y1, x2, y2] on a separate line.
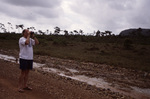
[119, 28, 150, 37]
[0, 33, 150, 72]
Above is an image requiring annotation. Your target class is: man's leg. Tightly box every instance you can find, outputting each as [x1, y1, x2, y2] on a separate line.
[23, 69, 32, 90]
[24, 69, 29, 88]
[18, 70, 26, 91]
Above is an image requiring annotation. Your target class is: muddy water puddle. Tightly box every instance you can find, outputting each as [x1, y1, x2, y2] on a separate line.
[0, 53, 150, 99]
[0, 54, 45, 68]
[42, 67, 150, 99]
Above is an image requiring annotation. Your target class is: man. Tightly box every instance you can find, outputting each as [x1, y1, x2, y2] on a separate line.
[18, 29, 39, 92]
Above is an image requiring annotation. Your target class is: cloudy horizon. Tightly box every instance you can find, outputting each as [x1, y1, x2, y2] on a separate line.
[0, 0, 150, 35]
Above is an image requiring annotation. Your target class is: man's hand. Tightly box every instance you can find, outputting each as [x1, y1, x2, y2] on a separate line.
[31, 33, 35, 38]
[32, 34, 39, 45]
[25, 30, 31, 45]
[28, 31, 31, 36]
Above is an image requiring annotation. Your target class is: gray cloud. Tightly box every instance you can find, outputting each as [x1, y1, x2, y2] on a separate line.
[0, 0, 150, 34]
[128, 0, 150, 27]
[1, 0, 61, 8]
[0, 2, 37, 21]
[35, 7, 63, 18]
[69, 0, 150, 33]
[107, 0, 135, 10]
[0, 0, 63, 22]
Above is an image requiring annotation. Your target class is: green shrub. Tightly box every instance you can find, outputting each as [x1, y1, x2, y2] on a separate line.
[123, 38, 133, 50]
[53, 39, 68, 46]
[39, 39, 48, 46]
[34, 50, 49, 55]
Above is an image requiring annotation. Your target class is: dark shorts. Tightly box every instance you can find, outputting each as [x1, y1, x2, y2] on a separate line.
[19, 58, 33, 70]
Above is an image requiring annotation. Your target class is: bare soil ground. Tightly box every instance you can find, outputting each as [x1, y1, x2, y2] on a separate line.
[0, 49, 150, 99]
[0, 59, 130, 99]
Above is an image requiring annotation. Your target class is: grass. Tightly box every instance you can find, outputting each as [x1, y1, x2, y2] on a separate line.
[0, 33, 150, 72]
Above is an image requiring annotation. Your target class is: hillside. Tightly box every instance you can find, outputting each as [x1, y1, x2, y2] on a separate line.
[119, 28, 150, 36]
[0, 33, 150, 71]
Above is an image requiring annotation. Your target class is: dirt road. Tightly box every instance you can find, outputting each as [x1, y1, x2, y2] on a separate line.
[0, 49, 150, 99]
[0, 59, 130, 99]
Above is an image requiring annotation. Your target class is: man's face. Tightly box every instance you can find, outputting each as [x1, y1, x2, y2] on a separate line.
[23, 30, 29, 38]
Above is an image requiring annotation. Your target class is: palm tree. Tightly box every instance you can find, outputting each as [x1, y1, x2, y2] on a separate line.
[7, 22, 13, 33]
[73, 30, 78, 35]
[79, 29, 84, 35]
[0, 23, 3, 32]
[28, 27, 36, 31]
[0, 23, 6, 33]
[46, 29, 49, 35]
[96, 30, 100, 37]
[101, 32, 105, 36]
[64, 30, 69, 36]
[105, 31, 112, 36]
[27, 26, 37, 34]
[16, 24, 24, 33]
[49, 31, 52, 35]
[54, 26, 61, 35]
[1, 28, 6, 33]
[69, 31, 74, 35]
[38, 30, 45, 35]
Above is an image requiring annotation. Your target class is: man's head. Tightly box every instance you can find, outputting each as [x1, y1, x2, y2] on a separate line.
[22, 29, 29, 38]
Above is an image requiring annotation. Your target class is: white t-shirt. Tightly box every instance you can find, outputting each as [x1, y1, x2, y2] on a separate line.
[19, 37, 35, 60]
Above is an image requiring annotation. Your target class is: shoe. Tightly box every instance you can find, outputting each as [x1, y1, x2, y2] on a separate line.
[23, 87, 32, 90]
[18, 89, 24, 93]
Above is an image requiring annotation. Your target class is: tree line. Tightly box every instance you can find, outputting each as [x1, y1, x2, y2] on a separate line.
[0, 22, 115, 36]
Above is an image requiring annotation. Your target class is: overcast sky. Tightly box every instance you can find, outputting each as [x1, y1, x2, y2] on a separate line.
[0, 0, 150, 34]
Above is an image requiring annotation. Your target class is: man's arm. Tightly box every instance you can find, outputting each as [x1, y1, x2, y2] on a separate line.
[33, 36, 39, 45]
[25, 35, 30, 45]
